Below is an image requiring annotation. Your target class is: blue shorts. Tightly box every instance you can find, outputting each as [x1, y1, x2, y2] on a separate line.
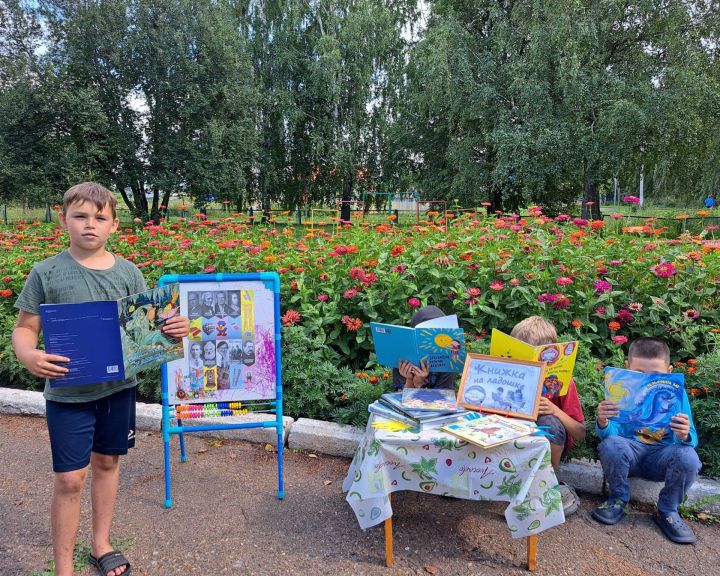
[46, 387, 136, 473]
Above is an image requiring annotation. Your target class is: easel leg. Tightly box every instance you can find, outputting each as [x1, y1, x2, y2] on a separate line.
[163, 434, 173, 509]
[384, 493, 393, 567]
[178, 419, 187, 462]
[526, 534, 537, 571]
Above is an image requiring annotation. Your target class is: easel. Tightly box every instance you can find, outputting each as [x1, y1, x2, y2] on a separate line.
[382, 494, 539, 570]
[159, 272, 284, 508]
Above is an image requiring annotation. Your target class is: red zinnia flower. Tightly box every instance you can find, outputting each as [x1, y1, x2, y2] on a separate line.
[407, 297, 421, 309]
[281, 310, 302, 326]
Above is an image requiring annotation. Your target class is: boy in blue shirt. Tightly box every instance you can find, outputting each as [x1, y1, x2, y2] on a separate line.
[13, 183, 189, 576]
[592, 337, 701, 544]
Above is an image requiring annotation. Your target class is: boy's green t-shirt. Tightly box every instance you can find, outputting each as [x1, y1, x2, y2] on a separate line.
[14, 250, 147, 402]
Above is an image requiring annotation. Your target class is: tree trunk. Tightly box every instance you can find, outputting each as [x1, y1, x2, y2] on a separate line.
[582, 169, 601, 220]
[340, 172, 353, 222]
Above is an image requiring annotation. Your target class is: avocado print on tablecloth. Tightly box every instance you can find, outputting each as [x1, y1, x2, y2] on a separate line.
[499, 457, 516, 473]
[432, 437, 467, 452]
[512, 500, 535, 520]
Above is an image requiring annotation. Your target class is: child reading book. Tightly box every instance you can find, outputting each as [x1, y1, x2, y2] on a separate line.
[392, 305, 455, 390]
[510, 316, 586, 515]
[12, 183, 190, 576]
[592, 337, 701, 544]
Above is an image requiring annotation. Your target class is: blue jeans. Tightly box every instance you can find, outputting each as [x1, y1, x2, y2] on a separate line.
[598, 436, 701, 514]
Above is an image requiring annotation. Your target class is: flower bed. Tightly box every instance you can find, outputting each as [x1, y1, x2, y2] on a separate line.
[1, 211, 718, 473]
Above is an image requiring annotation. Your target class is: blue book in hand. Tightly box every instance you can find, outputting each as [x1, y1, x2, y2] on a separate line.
[370, 314, 466, 373]
[604, 367, 685, 443]
[40, 284, 183, 387]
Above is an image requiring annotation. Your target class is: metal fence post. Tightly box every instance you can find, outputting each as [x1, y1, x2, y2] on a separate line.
[45, 204, 52, 223]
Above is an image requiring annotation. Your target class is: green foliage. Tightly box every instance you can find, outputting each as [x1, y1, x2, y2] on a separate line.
[332, 371, 394, 428]
[280, 326, 356, 421]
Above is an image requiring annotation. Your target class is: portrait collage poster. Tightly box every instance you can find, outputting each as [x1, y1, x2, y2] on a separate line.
[166, 281, 277, 404]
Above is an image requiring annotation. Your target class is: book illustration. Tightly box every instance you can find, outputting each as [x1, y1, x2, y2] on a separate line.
[441, 414, 536, 448]
[489, 329, 578, 396]
[168, 281, 277, 404]
[400, 388, 458, 412]
[41, 284, 183, 387]
[604, 367, 684, 444]
[457, 354, 546, 420]
[370, 315, 466, 373]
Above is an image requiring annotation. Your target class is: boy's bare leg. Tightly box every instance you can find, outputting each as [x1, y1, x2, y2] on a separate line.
[51, 468, 88, 576]
[550, 444, 563, 470]
[90, 452, 127, 576]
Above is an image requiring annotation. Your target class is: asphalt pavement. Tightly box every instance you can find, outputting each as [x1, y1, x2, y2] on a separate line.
[0, 414, 717, 576]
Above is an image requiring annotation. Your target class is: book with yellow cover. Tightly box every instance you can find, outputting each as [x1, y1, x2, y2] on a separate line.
[441, 414, 536, 448]
[489, 329, 578, 396]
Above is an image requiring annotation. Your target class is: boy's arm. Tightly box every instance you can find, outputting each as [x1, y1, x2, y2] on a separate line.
[595, 400, 620, 439]
[12, 311, 70, 378]
[538, 397, 586, 441]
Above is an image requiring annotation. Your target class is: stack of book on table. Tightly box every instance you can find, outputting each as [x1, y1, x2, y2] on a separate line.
[368, 389, 467, 430]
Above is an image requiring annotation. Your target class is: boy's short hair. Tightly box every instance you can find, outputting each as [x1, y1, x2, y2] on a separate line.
[63, 182, 117, 219]
[627, 337, 670, 363]
[510, 316, 558, 346]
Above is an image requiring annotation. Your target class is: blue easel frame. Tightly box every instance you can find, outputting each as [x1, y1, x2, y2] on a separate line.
[158, 272, 284, 508]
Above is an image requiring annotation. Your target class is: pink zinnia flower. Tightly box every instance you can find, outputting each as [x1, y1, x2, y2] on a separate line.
[317, 294, 329, 302]
[555, 214, 571, 222]
[594, 280, 612, 294]
[556, 276, 573, 286]
[651, 261, 676, 278]
[617, 309, 634, 325]
[572, 218, 589, 227]
[538, 292, 557, 303]
[343, 288, 358, 299]
[349, 266, 365, 279]
[595, 306, 607, 316]
[628, 302, 643, 312]
[509, 278, 521, 286]
[612, 335, 628, 345]
[553, 295, 571, 309]
[610, 213, 624, 220]
[623, 195, 640, 205]
[391, 264, 407, 273]
[489, 280, 505, 291]
[466, 287, 481, 297]
[407, 297, 421, 309]
[683, 309, 700, 320]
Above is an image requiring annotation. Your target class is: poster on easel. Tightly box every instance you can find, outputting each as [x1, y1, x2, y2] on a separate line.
[166, 280, 277, 405]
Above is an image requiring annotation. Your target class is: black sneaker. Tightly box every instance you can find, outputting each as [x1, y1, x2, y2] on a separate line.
[652, 511, 697, 544]
[591, 499, 628, 525]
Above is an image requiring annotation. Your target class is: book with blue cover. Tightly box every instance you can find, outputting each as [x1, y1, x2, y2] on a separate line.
[370, 314, 466, 373]
[40, 283, 183, 387]
[603, 367, 685, 443]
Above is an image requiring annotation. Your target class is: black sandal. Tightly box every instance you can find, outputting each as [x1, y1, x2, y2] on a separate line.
[89, 551, 132, 575]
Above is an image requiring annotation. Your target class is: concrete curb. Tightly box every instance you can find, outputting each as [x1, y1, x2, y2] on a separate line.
[2, 387, 718, 512]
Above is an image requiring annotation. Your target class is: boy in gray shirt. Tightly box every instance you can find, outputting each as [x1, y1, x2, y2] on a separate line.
[13, 182, 189, 576]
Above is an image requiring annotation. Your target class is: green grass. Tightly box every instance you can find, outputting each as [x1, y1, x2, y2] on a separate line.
[27, 536, 135, 576]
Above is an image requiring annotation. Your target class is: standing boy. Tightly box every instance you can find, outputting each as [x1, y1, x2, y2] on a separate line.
[592, 337, 701, 544]
[12, 183, 189, 576]
[510, 316, 586, 515]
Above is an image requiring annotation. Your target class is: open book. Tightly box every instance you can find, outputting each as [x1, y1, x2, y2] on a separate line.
[489, 329, 578, 396]
[604, 367, 684, 443]
[441, 414, 536, 448]
[370, 314, 466, 372]
[40, 283, 183, 386]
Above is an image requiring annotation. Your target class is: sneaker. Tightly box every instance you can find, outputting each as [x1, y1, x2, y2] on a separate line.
[591, 499, 628, 525]
[559, 482, 579, 516]
[652, 511, 697, 544]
